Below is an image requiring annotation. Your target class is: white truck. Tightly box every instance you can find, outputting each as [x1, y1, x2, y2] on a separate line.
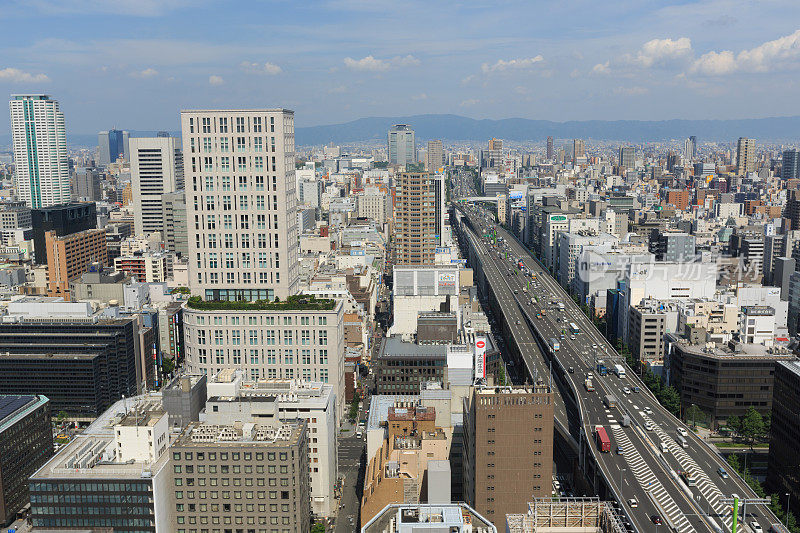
[614, 364, 626, 378]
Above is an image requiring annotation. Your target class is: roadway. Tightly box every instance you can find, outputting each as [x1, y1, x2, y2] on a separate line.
[455, 198, 778, 533]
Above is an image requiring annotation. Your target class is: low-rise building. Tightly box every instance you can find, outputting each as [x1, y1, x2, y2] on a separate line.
[362, 503, 496, 533]
[205, 370, 338, 517]
[667, 336, 795, 427]
[374, 337, 447, 395]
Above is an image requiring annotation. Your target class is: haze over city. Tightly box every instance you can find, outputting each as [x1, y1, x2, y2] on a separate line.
[1, 0, 800, 133]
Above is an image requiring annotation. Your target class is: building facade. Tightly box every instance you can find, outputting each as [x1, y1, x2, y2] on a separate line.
[169, 420, 311, 533]
[9, 94, 70, 208]
[182, 299, 345, 423]
[394, 172, 438, 265]
[161, 190, 188, 257]
[98, 129, 128, 166]
[767, 361, 800, 515]
[463, 386, 554, 523]
[182, 109, 299, 301]
[0, 395, 52, 526]
[45, 228, 108, 299]
[388, 124, 416, 166]
[426, 139, 444, 171]
[131, 136, 184, 235]
[736, 137, 756, 176]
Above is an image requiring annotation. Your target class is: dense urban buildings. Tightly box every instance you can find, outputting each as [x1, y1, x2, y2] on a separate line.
[9, 95, 71, 208]
[30, 202, 97, 265]
[182, 109, 300, 301]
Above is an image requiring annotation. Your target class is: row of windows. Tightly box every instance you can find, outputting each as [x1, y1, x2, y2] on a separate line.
[193, 315, 327, 326]
[190, 136, 278, 154]
[188, 115, 277, 134]
[175, 490, 292, 500]
[195, 329, 328, 346]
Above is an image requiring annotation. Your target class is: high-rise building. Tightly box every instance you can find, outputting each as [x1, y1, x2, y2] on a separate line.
[161, 190, 188, 257]
[0, 395, 52, 526]
[130, 136, 184, 235]
[573, 139, 585, 161]
[44, 228, 107, 299]
[684, 136, 697, 160]
[783, 149, 800, 180]
[736, 137, 756, 176]
[426, 139, 444, 171]
[387, 124, 416, 166]
[97, 129, 128, 166]
[182, 109, 299, 301]
[394, 172, 438, 265]
[72, 167, 102, 201]
[9, 94, 70, 208]
[546, 136, 554, 160]
[619, 146, 635, 170]
[463, 385, 554, 522]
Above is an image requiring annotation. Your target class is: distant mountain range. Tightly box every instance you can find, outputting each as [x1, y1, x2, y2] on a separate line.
[2, 115, 799, 150]
[294, 113, 800, 145]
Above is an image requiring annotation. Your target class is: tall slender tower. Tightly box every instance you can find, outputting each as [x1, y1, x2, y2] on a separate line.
[9, 94, 70, 208]
[387, 124, 416, 166]
[546, 136, 554, 160]
[182, 109, 299, 301]
[736, 137, 756, 176]
[394, 172, 438, 265]
[130, 136, 184, 235]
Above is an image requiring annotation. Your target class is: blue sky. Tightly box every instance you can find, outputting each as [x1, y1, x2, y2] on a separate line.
[1, 0, 800, 133]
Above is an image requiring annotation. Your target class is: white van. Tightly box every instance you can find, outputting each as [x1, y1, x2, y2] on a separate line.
[660, 442, 668, 453]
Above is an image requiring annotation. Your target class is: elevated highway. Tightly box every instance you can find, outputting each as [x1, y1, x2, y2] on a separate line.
[452, 201, 779, 533]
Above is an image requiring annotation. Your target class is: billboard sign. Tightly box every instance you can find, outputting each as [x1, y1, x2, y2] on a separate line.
[438, 271, 456, 287]
[509, 191, 524, 200]
[474, 337, 487, 379]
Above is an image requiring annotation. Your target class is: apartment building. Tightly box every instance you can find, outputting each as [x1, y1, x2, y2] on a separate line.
[44, 228, 108, 299]
[182, 109, 299, 301]
[394, 172, 438, 265]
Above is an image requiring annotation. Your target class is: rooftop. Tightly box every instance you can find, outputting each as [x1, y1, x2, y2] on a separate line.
[0, 394, 47, 434]
[176, 421, 303, 447]
[185, 295, 337, 312]
[361, 503, 496, 533]
[380, 336, 448, 359]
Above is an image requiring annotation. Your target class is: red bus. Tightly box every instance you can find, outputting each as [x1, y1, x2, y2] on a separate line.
[595, 425, 611, 452]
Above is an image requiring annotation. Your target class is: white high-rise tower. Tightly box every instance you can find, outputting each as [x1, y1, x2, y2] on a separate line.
[9, 94, 70, 208]
[181, 108, 299, 301]
[130, 136, 184, 235]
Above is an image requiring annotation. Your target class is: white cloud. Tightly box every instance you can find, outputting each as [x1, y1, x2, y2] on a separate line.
[460, 98, 479, 107]
[624, 37, 692, 68]
[481, 55, 544, 73]
[343, 54, 420, 72]
[0, 67, 50, 83]
[130, 67, 158, 78]
[690, 29, 800, 76]
[344, 55, 390, 72]
[613, 86, 649, 96]
[240, 61, 282, 75]
[592, 62, 610, 75]
[208, 75, 224, 85]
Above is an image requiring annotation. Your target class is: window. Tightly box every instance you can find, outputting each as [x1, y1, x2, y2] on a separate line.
[219, 117, 228, 132]
[220, 137, 229, 152]
[254, 137, 263, 152]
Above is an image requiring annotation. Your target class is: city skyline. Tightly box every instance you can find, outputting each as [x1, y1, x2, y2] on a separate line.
[0, 1, 799, 134]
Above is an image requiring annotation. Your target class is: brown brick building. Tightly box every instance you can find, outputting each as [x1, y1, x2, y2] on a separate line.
[45, 228, 107, 299]
[463, 385, 554, 523]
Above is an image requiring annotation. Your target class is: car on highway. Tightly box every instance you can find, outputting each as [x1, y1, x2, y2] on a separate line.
[623, 386, 631, 394]
[651, 515, 663, 525]
[644, 406, 652, 414]
[751, 522, 763, 533]
[677, 427, 688, 437]
[568, 366, 574, 373]
[615, 446, 623, 455]
[627, 498, 638, 508]
[717, 467, 729, 479]
[645, 421, 655, 431]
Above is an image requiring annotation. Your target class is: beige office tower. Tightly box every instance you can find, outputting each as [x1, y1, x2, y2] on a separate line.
[426, 139, 444, 171]
[736, 137, 756, 176]
[181, 109, 299, 301]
